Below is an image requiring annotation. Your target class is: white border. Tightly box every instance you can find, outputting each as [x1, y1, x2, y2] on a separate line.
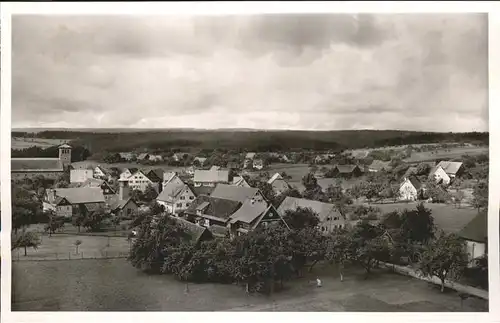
[1, 2, 499, 323]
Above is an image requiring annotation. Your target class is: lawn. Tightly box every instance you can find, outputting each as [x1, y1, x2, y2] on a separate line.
[11, 137, 69, 149]
[366, 202, 478, 234]
[12, 259, 488, 311]
[12, 234, 130, 261]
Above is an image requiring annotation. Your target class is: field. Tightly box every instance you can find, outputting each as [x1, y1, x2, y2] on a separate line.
[404, 146, 488, 163]
[367, 202, 478, 234]
[12, 233, 130, 261]
[11, 137, 69, 149]
[71, 160, 186, 173]
[12, 258, 488, 311]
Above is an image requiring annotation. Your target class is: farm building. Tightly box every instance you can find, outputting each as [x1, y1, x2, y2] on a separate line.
[185, 195, 242, 227]
[210, 184, 264, 204]
[78, 178, 117, 204]
[368, 160, 391, 172]
[399, 176, 423, 201]
[193, 169, 229, 187]
[267, 173, 292, 196]
[70, 168, 94, 183]
[108, 179, 138, 218]
[277, 196, 345, 233]
[121, 169, 162, 193]
[156, 182, 196, 215]
[429, 161, 463, 185]
[332, 165, 364, 178]
[43, 187, 105, 218]
[458, 211, 487, 266]
[11, 144, 72, 180]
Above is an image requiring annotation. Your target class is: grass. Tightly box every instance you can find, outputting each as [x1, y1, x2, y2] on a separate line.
[11, 137, 68, 149]
[404, 146, 488, 163]
[12, 259, 488, 311]
[366, 202, 479, 234]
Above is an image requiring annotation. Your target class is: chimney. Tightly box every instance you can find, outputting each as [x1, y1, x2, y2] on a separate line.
[119, 179, 130, 201]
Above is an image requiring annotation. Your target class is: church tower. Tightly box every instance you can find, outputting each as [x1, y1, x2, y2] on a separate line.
[58, 144, 72, 167]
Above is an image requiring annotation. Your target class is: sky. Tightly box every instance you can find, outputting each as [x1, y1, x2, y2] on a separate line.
[12, 14, 488, 131]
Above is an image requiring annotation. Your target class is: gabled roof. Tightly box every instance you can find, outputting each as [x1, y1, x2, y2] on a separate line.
[228, 198, 270, 225]
[185, 195, 241, 220]
[335, 165, 360, 173]
[146, 169, 164, 182]
[267, 173, 284, 184]
[211, 184, 260, 203]
[94, 165, 110, 174]
[458, 211, 487, 243]
[194, 169, 229, 183]
[277, 196, 340, 222]
[436, 161, 463, 175]
[109, 197, 137, 211]
[369, 160, 391, 171]
[59, 144, 72, 149]
[157, 182, 191, 203]
[402, 167, 417, 180]
[163, 171, 181, 184]
[53, 187, 105, 204]
[232, 176, 250, 187]
[12, 158, 64, 172]
[171, 216, 213, 244]
[137, 153, 149, 160]
[401, 176, 422, 190]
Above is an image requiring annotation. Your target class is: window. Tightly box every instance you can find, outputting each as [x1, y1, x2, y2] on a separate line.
[186, 203, 190, 207]
[189, 196, 194, 200]
[204, 219, 210, 227]
[176, 203, 182, 208]
[333, 217, 338, 221]
[180, 196, 185, 200]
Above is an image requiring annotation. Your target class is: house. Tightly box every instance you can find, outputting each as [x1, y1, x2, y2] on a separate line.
[145, 169, 164, 189]
[243, 152, 256, 168]
[253, 158, 264, 170]
[227, 198, 288, 238]
[108, 179, 138, 218]
[79, 178, 116, 204]
[429, 161, 463, 185]
[277, 196, 346, 233]
[156, 182, 196, 215]
[170, 216, 214, 245]
[70, 168, 94, 183]
[119, 168, 138, 180]
[185, 166, 195, 176]
[172, 153, 186, 162]
[401, 167, 418, 180]
[122, 169, 161, 193]
[267, 173, 292, 196]
[193, 157, 207, 166]
[137, 153, 150, 161]
[162, 171, 184, 189]
[334, 165, 363, 178]
[232, 176, 251, 188]
[193, 169, 229, 187]
[210, 184, 264, 204]
[94, 165, 111, 181]
[185, 195, 242, 227]
[11, 144, 71, 180]
[368, 160, 391, 172]
[119, 152, 135, 161]
[148, 154, 164, 162]
[458, 211, 487, 266]
[43, 187, 106, 218]
[399, 176, 423, 201]
[281, 154, 291, 163]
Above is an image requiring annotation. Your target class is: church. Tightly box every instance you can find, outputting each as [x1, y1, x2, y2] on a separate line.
[11, 144, 72, 180]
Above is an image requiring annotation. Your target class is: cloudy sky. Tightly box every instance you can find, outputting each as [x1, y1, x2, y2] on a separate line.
[12, 14, 488, 131]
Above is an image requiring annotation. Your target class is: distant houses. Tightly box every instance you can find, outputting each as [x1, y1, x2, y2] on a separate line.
[331, 164, 363, 178]
[429, 161, 463, 185]
[368, 160, 391, 172]
[193, 168, 230, 187]
[267, 173, 292, 196]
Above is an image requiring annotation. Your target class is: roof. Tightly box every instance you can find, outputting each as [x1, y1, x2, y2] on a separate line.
[157, 182, 190, 203]
[12, 158, 64, 172]
[109, 197, 136, 211]
[59, 144, 72, 149]
[194, 169, 229, 183]
[228, 198, 270, 224]
[193, 186, 216, 196]
[146, 169, 164, 182]
[369, 160, 391, 171]
[52, 187, 105, 204]
[137, 153, 149, 160]
[210, 184, 260, 203]
[194, 157, 207, 163]
[436, 161, 463, 175]
[401, 176, 422, 190]
[171, 217, 212, 244]
[79, 178, 116, 194]
[232, 176, 250, 187]
[119, 152, 135, 160]
[402, 167, 417, 180]
[227, 162, 240, 169]
[335, 165, 360, 173]
[277, 196, 339, 222]
[267, 173, 283, 184]
[458, 211, 487, 243]
[245, 152, 256, 159]
[185, 195, 241, 220]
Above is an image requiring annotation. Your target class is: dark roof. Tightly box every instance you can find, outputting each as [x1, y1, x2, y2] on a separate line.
[458, 211, 487, 243]
[171, 217, 213, 244]
[12, 158, 64, 172]
[145, 169, 163, 182]
[52, 187, 105, 204]
[402, 167, 417, 180]
[193, 186, 216, 196]
[407, 176, 422, 190]
[210, 184, 259, 203]
[185, 195, 241, 221]
[229, 199, 270, 225]
[335, 165, 360, 173]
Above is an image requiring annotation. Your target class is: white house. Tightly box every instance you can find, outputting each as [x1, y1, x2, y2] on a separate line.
[399, 176, 423, 201]
[123, 170, 160, 193]
[70, 169, 94, 183]
[429, 165, 451, 185]
[156, 182, 196, 215]
[94, 165, 111, 180]
[458, 211, 487, 266]
[162, 171, 184, 190]
[119, 168, 138, 181]
[193, 169, 229, 187]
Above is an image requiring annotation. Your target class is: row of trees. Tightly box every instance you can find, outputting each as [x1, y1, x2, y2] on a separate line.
[129, 203, 476, 294]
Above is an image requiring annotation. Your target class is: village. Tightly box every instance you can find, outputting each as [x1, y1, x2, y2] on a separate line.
[10, 138, 489, 311]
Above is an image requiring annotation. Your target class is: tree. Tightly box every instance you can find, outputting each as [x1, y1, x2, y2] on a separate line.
[44, 213, 65, 237]
[453, 190, 465, 208]
[471, 181, 488, 212]
[416, 163, 431, 176]
[81, 208, 110, 232]
[325, 230, 352, 281]
[418, 232, 468, 292]
[283, 207, 320, 230]
[302, 173, 318, 191]
[326, 184, 352, 220]
[143, 184, 159, 202]
[399, 203, 435, 244]
[74, 240, 82, 254]
[12, 230, 41, 256]
[72, 211, 86, 233]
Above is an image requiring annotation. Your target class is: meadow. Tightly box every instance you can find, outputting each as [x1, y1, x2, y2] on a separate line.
[11, 137, 69, 149]
[12, 258, 487, 311]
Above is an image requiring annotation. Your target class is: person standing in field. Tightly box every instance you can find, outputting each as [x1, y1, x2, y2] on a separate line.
[316, 277, 322, 288]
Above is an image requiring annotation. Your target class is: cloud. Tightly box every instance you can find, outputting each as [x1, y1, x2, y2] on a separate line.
[11, 13, 488, 131]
